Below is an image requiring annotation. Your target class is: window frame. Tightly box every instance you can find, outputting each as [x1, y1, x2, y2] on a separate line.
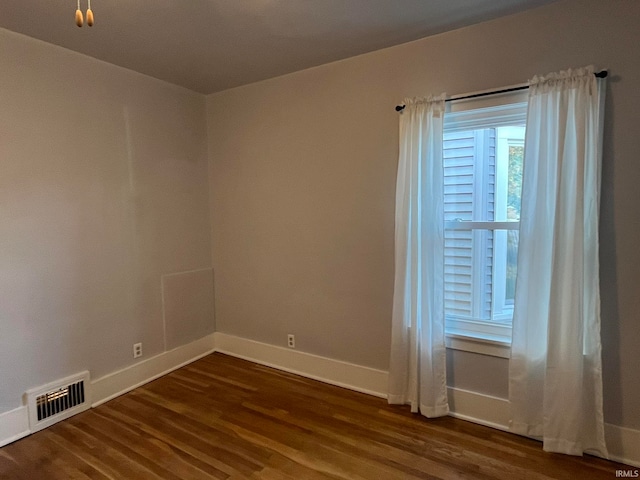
[442, 94, 528, 357]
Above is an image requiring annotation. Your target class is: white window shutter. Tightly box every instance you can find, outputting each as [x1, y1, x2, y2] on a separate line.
[443, 129, 495, 323]
[444, 132, 475, 319]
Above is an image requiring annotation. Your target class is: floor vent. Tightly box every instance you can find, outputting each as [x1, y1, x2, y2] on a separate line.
[26, 371, 91, 432]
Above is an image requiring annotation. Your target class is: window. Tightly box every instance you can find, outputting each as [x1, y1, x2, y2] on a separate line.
[442, 98, 527, 348]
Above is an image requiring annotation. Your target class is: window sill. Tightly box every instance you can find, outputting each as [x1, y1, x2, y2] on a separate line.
[445, 332, 511, 359]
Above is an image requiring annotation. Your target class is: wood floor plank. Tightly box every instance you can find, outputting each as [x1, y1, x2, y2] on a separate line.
[49, 421, 167, 480]
[102, 397, 263, 478]
[79, 411, 223, 480]
[0, 353, 630, 479]
[240, 401, 519, 480]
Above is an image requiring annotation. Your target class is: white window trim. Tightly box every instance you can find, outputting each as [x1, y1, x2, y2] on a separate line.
[445, 333, 512, 358]
[445, 220, 519, 230]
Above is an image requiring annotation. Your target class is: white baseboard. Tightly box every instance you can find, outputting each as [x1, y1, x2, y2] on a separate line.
[213, 332, 388, 398]
[2, 330, 638, 469]
[446, 387, 640, 467]
[0, 406, 29, 448]
[447, 387, 511, 431]
[605, 423, 640, 468]
[213, 332, 513, 431]
[213, 332, 639, 468]
[92, 333, 216, 407]
[0, 334, 217, 448]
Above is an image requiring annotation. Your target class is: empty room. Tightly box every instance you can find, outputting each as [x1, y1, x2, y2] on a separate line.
[0, 0, 638, 478]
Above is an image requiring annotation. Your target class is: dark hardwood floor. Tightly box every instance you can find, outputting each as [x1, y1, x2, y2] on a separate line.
[0, 353, 628, 479]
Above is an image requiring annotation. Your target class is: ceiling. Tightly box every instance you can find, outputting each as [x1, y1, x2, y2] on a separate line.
[0, 0, 559, 94]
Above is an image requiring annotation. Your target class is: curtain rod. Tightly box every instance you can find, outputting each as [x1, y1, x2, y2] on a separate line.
[394, 70, 608, 112]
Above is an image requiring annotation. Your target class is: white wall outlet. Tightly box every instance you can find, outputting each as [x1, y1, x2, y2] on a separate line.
[133, 343, 143, 359]
[287, 334, 295, 348]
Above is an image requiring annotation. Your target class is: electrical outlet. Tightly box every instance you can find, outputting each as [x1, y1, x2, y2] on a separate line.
[287, 334, 295, 349]
[133, 343, 143, 359]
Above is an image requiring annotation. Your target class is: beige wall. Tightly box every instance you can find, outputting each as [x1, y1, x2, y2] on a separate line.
[0, 30, 213, 413]
[1, 0, 636, 435]
[207, 0, 640, 430]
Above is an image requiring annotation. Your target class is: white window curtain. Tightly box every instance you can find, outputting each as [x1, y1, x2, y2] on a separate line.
[388, 95, 449, 418]
[509, 66, 608, 457]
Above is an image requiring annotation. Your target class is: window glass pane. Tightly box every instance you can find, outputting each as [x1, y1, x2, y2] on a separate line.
[444, 229, 493, 322]
[444, 229, 473, 318]
[508, 145, 524, 221]
[445, 228, 519, 325]
[443, 121, 523, 340]
[492, 228, 519, 316]
[505, 229, 519, 303]
[444, 131, 477, 222]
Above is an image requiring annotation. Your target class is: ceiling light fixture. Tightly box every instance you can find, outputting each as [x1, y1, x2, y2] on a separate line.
[75, 0, 94, 27]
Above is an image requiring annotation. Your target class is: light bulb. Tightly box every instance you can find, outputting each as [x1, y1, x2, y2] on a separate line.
[75, 8, 84, 27]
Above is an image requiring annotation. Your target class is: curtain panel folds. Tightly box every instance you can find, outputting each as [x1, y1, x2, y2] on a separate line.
[509, 66, 608, 457]
[388, 95, 449, 418]
[389, 66, 607, 458]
